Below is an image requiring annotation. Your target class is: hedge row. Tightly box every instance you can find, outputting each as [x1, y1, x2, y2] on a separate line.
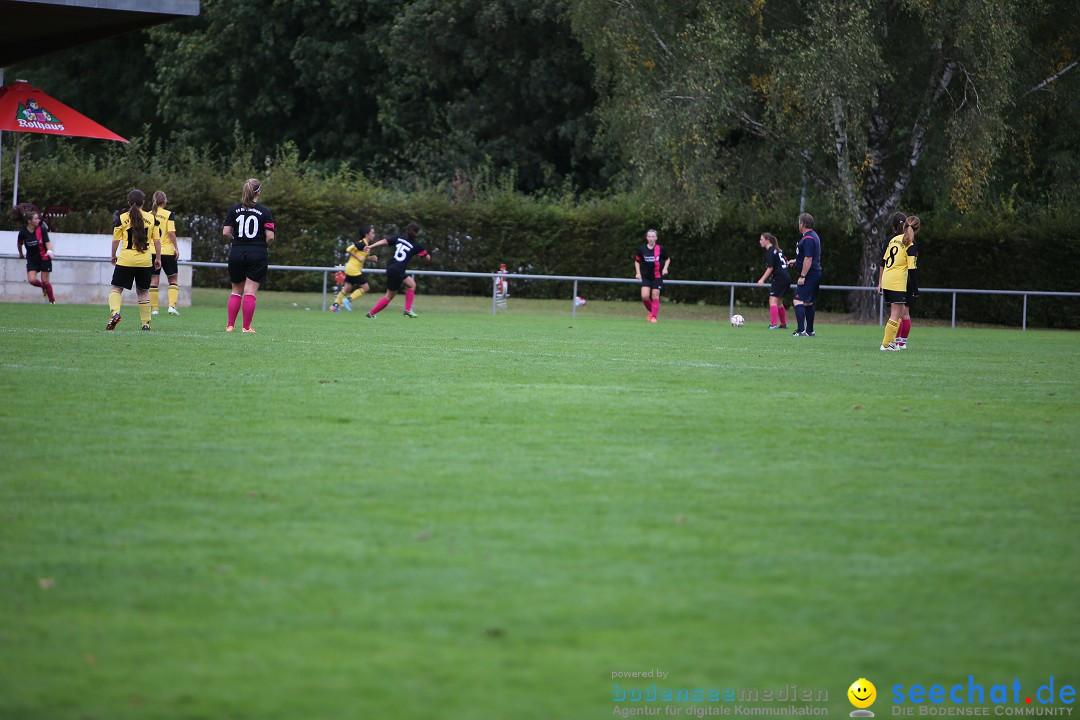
[11, 137, 1080, 328]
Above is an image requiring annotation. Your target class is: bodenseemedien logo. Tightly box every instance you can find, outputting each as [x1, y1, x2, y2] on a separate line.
[849, 678, 878, 717]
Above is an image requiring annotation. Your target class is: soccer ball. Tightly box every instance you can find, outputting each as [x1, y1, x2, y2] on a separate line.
[574, 296, 587, 307]
[730, 314, 745, 327]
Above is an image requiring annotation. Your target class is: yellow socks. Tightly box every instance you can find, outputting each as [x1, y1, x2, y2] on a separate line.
[168, 284, 179, 309]
[139, 300, 152, 326]
[108, 290, 122, 315]
[150, 288, 159, 312]
[882, 319, 900, 347]
[350, 288, 365, 300]
[334, 290, 346, 305]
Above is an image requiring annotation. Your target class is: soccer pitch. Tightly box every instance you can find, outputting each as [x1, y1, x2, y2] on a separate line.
[1, 293, 1078, 720]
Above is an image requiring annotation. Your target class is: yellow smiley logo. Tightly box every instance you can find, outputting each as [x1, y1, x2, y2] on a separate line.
[848, 678, 877, 709]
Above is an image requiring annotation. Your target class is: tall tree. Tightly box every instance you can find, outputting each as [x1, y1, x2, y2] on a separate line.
[375, 0, 608, 191]
[571, 0, 1078, 314]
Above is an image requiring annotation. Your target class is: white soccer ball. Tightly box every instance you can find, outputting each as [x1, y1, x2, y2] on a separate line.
[730, 314, 745, 327]
[574, 296, 587, 307]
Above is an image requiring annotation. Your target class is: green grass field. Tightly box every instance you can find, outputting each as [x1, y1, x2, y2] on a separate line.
[1, 291, 1078, 720]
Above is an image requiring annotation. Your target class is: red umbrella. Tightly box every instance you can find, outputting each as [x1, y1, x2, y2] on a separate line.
[0, 80, 128, 205]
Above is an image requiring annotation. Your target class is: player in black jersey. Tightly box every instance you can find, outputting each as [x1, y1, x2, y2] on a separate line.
[12, 204, 56, 303]
[222, 178, 275, 333]
[634, 229, 670, 322]
[365, 222, 430, 318]
[755, 232, 790, 329]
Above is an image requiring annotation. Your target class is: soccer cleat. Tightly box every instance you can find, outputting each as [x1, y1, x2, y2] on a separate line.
[151, 309, 159, 316]
[779, 325, 788, 329]
[342, 297, 352, 311]
[168, 306, 180, 316]
[793, 330, 809, 336]
[807, 331, 815, 337]
[141, 324, 152, 331]
[106, 312, 121, 331]
[242, 327, 257, 333]
[768, 324, 779, 329]
[403, 309, 418, 318]
[365, 312, 376, 319]
[649, 317, 658, 323]
[226, 325, 235, 332]
[880, 344, 898, 351]
[331, 303, 340, 312]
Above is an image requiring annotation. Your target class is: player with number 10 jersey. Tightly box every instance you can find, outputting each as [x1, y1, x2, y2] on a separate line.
[223, 178, 275, 332]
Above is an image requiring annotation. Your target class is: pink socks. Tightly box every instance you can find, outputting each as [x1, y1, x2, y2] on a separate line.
[227, 293, 242, 327]
[370, 297, 391, 315]
[241, 294, 257, 330]
[404, 289, 415, 312]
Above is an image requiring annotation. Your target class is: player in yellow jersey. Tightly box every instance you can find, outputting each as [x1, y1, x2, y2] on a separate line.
[107, 189, 161, 331]
[876, 215, 920, 351]
[149, 191, 181, 316]
[331, 225, 379, 312]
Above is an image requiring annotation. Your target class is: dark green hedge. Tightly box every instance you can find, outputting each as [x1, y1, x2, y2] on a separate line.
[11, 137, 1079, 328]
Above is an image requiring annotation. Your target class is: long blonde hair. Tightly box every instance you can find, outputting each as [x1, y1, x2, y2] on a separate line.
[903, 215, 920, 248]
[241, 178, 262, 209]
[152, 190, 168, 214]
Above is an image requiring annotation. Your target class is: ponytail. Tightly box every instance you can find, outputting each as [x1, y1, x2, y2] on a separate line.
[10, 203, 37, 225]
[152, 190, 167, 214]
[761, 232, 778, 250]
[127, 189, 148, 253]
[242, 178, 262, 209]
[902, 215, 920, 248]
[890, 211, 907, 235]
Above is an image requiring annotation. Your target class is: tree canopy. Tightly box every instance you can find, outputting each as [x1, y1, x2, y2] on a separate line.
[570, 0, 1078, 312]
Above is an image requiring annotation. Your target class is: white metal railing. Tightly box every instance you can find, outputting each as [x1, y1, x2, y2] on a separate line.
[3, 254, 1078, 330]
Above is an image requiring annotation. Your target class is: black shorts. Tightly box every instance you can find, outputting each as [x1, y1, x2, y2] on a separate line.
[345, 273, 368, 287]
[26, 255, 52, 273]
[111, 264, 153, 290]
[905, 291, 917, 312]
[228, 246, 269, 285]
[769, 278, 791, 298]
[794, 273, 821, 304]
[640, 276, 664, 292]
[882, 289, 907, 305]
[155, 254, 179, 277]
[385, 269, 409, 292]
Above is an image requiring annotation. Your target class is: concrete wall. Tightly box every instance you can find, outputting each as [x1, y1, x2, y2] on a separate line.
[0, 232, 192, 306]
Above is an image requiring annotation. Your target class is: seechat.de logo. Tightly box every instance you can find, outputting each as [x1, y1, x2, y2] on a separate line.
[849, 678, 878, 718]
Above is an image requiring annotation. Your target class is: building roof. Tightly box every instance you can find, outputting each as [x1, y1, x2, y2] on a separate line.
[0, 0, 199, 67]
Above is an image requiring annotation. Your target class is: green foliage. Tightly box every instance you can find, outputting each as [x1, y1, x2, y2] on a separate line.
[10, 0, 607, 194]
[570, 0, 1079, 317]
[11, 137, 1079, 323]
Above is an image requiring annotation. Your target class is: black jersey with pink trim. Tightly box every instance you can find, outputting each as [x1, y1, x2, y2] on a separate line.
[18, 226, 50, 260]
[766, 247, 791, 280]
[386, 235, 429, 272]
[227, 203, 275, 247]
[635, 244, 669, 278]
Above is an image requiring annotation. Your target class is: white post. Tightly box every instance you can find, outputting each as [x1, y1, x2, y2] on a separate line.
[492, 275, 498, 314]
[572, 279, 578, 317]
[321, 271, 328, 311]
[12, 133, 20, 207]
